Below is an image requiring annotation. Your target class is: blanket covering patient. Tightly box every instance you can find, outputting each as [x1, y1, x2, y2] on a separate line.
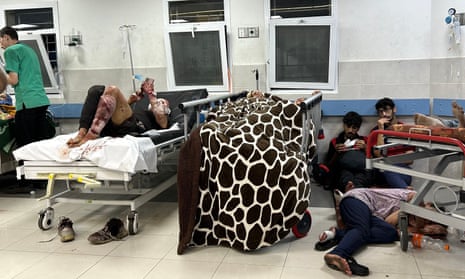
[67, 78, 171, 147]
[178, 91, 317, 254]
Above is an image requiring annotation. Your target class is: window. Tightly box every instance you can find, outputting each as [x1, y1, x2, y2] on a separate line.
[0, 3, 61, 95]
[18, 34, 58, 92]
[268, 0, 337, 91]
[164, 0, 230, 92]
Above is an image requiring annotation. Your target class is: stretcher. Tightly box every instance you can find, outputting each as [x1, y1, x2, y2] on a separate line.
[366, 129, 465, 251]
[13, 88, 208, 234]
[177, 91, 322, 253]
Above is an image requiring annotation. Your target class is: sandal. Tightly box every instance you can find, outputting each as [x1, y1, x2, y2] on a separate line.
[346, 256, 370, 276]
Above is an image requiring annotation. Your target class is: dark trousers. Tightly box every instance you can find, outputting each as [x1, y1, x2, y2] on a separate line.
[331, 197, 398, 259]
[14, 105, 49, 147]
[382, 163, 412, 188]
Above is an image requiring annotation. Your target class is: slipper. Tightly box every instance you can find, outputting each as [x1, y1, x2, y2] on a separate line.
[315, 238, 339, 251]
[346, 256, 370, 276]
[315, 228, 338, 251]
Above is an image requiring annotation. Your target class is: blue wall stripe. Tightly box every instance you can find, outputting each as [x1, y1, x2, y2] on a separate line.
[49, 104, 83, 118]
[321, 99, 430, 116]
[50, 98, 454, 118]
[432, 99, 465, 117]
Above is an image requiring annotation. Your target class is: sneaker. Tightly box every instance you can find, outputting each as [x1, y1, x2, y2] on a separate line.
[88, 218, 128, 245]
[58, 216, 75, 242]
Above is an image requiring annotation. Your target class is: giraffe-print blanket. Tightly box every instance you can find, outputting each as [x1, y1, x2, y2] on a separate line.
[183, 94, 314, 252]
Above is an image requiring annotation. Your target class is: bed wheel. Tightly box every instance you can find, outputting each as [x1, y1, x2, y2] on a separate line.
[38, 207, 54, 230]
[399, 213, 409, 252]
[292, 209, 312, 238]
[127, 211, 139, 235]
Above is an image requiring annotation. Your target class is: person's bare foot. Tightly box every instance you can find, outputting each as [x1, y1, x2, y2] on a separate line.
[452, 101, 465, 128]
[414, 113, 445, 127]
[68, 132, 97, 147]
[324, 253, 352, 276]
[67, 135, 83, 147]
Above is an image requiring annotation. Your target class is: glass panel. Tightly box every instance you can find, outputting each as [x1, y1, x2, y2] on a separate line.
[170, 31, 223, 86]
[169, 0, 224, 23]
[275, 25, 330, 83]
[5, 8, 54, 30]
[270, 0, 331, 18]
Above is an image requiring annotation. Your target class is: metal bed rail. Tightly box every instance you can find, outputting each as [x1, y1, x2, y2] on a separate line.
[365, 129, 465, 251]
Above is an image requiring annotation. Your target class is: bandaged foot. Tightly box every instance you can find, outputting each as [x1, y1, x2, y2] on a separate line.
[319, 227, 336, 243]
[315, 226, 339, 251]
[324, 253, 352, 276]
[452, 101, 465, 128]
[414, 113, 445, 127]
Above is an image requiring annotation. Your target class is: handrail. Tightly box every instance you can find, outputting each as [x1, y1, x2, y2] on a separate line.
[299, 92, 323, 112]
[366, 129, 465, 159]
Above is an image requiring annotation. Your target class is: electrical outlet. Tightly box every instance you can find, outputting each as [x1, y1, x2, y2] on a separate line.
[248, 27, 259, 38]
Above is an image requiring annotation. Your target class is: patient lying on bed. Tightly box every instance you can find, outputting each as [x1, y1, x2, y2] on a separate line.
[67, 78, 171, 147]
[414, 101, 465, 128]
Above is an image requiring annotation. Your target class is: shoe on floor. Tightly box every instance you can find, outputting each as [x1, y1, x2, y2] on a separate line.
[88, 218, 128, 245]
[346, 256, 370, 276]
[58, 216, 75, 242]
[315, 238, 339, 251]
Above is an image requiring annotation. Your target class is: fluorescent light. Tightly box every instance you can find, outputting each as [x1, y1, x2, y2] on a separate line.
[12, 24, 38, 29]
[170, 19, 188, 23]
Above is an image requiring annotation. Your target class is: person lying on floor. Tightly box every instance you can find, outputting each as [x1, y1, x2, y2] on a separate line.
[67, 78, 171, 147]
[317, 187, 416, 276]
[414, 100, 465, 128]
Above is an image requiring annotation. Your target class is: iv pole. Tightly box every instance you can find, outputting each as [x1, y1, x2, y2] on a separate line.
[119, 24, 137, 93]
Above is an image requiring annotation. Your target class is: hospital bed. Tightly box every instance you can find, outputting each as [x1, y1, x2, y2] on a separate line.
[13, 88, 208, 234]
[176, 91, 322, 254]
[365, 128, 465, 251]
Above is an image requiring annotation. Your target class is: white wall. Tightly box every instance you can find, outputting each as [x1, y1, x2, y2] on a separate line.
[339, 0, 433, 61]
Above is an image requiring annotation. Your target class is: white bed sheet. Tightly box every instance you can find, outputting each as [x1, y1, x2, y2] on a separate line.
[13, 133, 157, 173]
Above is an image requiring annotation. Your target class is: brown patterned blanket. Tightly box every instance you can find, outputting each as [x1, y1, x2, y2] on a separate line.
[177, 94, 315, 254]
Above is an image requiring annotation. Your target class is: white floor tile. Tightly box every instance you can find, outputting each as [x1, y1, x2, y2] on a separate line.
[0, 196, 464, 279]
[108, 234, 177, 259]
[165, 245, 229, 262]
[213, 263, 283, 279]
[13, 253, 103, 279]
[78, 256, 158, 279]
[0, 250, 48, 279]
[144, 259, 219, 279]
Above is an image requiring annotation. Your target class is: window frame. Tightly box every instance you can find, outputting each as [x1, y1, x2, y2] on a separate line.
[163, 0, 231, 93]
[266, 1, 338, 91]
[0, 1, 62, 96]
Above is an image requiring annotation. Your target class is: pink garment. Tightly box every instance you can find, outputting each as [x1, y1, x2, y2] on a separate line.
[343, 188, 415, 219]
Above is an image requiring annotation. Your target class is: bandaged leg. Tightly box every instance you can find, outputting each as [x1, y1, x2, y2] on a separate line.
[83, 94, 116, 141]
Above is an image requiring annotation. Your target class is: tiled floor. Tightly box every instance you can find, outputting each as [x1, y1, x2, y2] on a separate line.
[0, 187, 464, 279]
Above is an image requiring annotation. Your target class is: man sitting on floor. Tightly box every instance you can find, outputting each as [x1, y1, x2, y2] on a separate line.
[321, 111, 372, 193]
[67, 78, 171, 147]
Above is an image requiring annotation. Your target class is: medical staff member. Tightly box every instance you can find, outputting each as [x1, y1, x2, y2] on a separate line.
[0, 26, 50, 147]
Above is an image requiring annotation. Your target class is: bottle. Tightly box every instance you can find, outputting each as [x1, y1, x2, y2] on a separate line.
[410, 233, 450, 251]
